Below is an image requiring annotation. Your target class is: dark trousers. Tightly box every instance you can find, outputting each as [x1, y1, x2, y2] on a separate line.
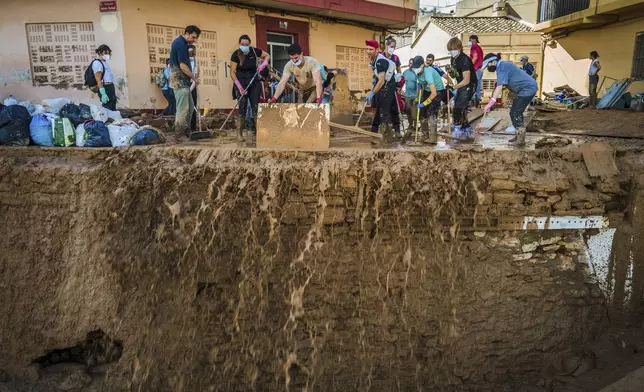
[190, 88, 198, 131]
[162, 89, 176, 116]
[420, 89, 446, 118]
[453, 85, 475, 127]
[371, 83, 400, 132]
[98, 83, 117, 111]
[509, 95, 534, 129]
[589, 74, 599, 108]
[238, 80, 261, 131]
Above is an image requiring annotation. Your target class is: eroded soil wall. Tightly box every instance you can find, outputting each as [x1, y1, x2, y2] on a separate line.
[0, 146, 642, 391]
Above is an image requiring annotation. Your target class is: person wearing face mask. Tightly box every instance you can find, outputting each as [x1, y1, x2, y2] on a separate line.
[230, 34, 270, 141]
[170, 25, 201, 135]
[411, 55, 446, 144]
[519, 55, 535, 77]
[92, 45, 117, 111]
[482, 53, 537, 147]
[402, 59, 419, 131]
[468, 35, 484, 107]
[270, 44, 325, 105]
[364, 39, 398, 142]
[447, 37, 478, 139]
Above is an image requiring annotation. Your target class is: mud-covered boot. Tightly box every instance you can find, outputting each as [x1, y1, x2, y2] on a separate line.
[379, 123, 394, 143]
[509, 127, 526, 147]
[235, 116, 245, 142]
[424, 117, 438, 145]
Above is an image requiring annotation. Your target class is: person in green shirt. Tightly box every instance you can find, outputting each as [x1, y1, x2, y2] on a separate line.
[409, 55, 447, 144]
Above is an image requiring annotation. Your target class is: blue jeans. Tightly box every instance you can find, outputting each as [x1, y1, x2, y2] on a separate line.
[510, 95, 535, 128]
[474, 68, 483, 100]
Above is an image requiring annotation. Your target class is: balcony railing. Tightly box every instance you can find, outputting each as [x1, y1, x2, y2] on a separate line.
[538, 0, 590, 23]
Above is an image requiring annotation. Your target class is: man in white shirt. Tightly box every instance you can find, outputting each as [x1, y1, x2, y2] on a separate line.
[92, 44, 117, 110]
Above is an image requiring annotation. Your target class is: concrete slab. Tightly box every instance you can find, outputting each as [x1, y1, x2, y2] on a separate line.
[598, 366, 644, 392]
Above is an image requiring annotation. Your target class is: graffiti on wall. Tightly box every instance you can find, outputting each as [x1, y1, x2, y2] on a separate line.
[25, 22, 96, 88]
[146, 24, 218, 86]
[336, 45, 372, 91]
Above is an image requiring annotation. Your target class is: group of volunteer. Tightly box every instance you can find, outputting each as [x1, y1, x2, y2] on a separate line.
[370, 34, 538, 146]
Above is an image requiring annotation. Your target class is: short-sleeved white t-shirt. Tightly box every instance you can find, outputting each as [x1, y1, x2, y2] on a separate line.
[282, 56, 321, 91]
[91, 59, 114, 84]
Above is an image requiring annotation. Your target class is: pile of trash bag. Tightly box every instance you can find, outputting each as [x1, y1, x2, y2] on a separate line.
[1, 94, 166, 148]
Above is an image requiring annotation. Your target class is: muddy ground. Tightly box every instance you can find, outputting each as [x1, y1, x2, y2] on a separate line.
[539, 110, 644, 139]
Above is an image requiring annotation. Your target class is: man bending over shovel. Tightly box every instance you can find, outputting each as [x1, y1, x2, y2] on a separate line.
[270, 44, 325, 104]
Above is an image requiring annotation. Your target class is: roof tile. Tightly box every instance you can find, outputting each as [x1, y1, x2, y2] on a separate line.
[430, 16, 534, 36]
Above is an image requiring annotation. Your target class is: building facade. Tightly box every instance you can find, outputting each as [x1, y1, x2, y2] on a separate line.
[0, 0, 417, 109]
[536, 0, 644, 96]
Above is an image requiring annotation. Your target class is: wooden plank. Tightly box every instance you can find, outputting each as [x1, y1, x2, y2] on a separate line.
[329, 122, 383, 139]
[581, 142, 619, 178]
[257, 103, 331, 149]
[477, 117, 500, 133]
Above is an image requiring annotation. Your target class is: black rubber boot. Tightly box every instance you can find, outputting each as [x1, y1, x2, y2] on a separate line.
[236, 116, 245, 142]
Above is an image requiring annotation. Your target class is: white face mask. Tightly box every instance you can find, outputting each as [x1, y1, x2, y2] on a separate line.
[467, 41, 473, 47]
[102, 54, 111, 62]
[240, 45, 250, 54]
[412, 67, 422, 75]
[387, 47, 395, 55]
[292, 58, 303, 66]
[449, 50, 460, 58]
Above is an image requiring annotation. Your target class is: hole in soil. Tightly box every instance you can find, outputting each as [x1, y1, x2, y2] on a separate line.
[33, 330, 123, 370]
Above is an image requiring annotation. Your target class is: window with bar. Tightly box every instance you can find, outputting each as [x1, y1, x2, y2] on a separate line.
[633, 32, 644, 79]
[538, 0, 590, 23]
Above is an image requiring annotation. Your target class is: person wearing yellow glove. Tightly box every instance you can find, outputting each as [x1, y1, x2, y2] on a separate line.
[410, 56, 446, 144]
[92, 45, 117, 111]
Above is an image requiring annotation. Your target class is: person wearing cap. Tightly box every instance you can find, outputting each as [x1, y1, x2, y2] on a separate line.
[410, 55, 446, 144]
[402, 58, 419, 131]
[520, 55, 535, 77]
[468, 35, 484, 107]
[270, 43, 324, 104]
[365, 39, 398, 141]
[447, 37, 478, 139]
[482, 53, 538, 147]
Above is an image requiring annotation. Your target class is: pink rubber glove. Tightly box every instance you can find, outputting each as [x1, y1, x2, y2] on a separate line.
[258, 60, 269, 72]
[269, 96, 277, 103]
[484, 98, 497, 114]
[234, 80, 245, 95]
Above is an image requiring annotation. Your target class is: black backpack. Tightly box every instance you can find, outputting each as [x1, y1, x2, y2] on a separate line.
[84, 59, 104, 91]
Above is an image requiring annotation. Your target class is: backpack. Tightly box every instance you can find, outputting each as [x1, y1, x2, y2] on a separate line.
[84, 59, 104, 92]
[154, 69, 168, 89]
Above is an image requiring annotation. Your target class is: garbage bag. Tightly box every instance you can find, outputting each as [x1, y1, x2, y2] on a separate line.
[32, 104, 46, 116]
[107, 120, 138, 147]
[52, 117, 75, 147]
[60, 103, 82, 126]
[42, 98, 72, 114]
[90, 104, 108, 122]
[79, 104, 92, 122]
[18, 101, 35, 116]
[3, 96, 18, 106]
[75, 123, 87, 147]
[30, 114, 55, 146]
[0, 105, 31, 146]
[129, 127, 165, 146]
[83, 121, 111, 147]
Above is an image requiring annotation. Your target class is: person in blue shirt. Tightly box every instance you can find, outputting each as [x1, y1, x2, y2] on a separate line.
[483, 53, 538, 147]
[409, 56, 446, 144]
[161, 59, 176, 115]
[170, 25, 201, 135]
[402, 58, 418, 130]
[520, 55, 535, 76]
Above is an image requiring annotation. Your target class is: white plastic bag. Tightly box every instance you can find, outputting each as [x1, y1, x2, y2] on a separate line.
[32, 104, 46, 116]
[75, 123, 87, 147]
[3, 95, 18, 106]
[106, 108, 122, 121]
[42, 98, 72, 114]
[90, 105, 108, 122]
[18, 101, 35, 115]
[107, 120, 138, 147]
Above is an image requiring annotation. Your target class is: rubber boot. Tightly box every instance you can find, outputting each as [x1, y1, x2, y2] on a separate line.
[508, 127, 526, 146]
[235, 116, 245, 142]
[420, 118, 430, 140]
[379, 123, 394, 143]
[424, 117, 438, 145]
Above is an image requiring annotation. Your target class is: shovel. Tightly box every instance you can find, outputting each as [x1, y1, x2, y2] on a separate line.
[219, 70, 260, 131]
[190, 90, 212, 140]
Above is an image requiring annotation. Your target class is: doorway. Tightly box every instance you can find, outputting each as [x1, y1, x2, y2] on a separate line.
[267, 32, 295, 74]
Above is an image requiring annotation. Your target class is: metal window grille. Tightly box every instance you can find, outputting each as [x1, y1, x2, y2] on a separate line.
[538, 0, 590, 23]
[632, 32, 644, 79]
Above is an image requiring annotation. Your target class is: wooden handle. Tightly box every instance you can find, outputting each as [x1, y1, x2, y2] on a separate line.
[330, 122, 383, 139]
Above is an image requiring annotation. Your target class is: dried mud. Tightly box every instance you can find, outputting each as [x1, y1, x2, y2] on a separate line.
[0, 145, 643, 392]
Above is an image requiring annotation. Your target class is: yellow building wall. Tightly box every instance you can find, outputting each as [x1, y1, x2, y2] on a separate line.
[120, 0, 377, 109]
[0, 0, 128, 107]
[542, 16, 644, 97]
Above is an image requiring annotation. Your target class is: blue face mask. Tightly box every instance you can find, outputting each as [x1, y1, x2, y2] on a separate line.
[240, 45, 250, 54]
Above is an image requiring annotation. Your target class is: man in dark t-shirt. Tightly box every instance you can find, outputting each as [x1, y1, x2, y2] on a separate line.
[170, 25, 201, 135]
[447, 37, 477, 139]
[230, 34, 270, 140]
[366, 39, 398, 142]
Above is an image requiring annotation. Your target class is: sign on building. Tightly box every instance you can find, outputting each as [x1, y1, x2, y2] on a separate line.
[25, 22, 96, 88]
[146, 24, 218, 86]
[336, 46, 372, 91]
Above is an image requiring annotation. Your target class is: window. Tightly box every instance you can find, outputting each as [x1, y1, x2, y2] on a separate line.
[146, 24, 218, 86]
[25, 22, 95, 87]
[267, 32, 294, 74]
[632, 31, 644, 79]
[336, 45, 372, 91]
[482, 79, 496, 91]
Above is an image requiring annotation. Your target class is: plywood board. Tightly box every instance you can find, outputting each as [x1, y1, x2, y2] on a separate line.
[257, 103, 330, 149]
[581, 142, 619, 178]
[477, 117, 501, 133]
